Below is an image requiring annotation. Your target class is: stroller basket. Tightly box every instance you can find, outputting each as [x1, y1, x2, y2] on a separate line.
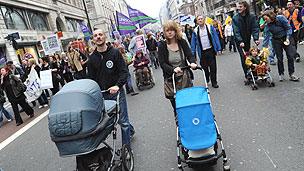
[176, 86, 217, 151]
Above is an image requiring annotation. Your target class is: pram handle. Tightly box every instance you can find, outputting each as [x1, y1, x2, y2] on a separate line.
[172, 65, 205, 95]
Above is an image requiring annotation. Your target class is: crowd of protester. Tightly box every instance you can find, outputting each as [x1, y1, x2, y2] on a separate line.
[0, 0, 302, 129]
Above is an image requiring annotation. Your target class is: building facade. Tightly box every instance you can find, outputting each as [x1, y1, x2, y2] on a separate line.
[85, 0, 128, 40]
[0, 0, 88, 65]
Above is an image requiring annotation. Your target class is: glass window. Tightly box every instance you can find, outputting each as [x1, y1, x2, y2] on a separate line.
[30, 13, 49, 31]
[1, 6, 27, 30]
[66, 19, 75, 32]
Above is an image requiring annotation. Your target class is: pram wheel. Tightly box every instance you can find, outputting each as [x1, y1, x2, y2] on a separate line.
[269, 82, 275, 87]
[223, 164, 230, 171]
[110, 162, 122, 171]
[251, 84, 258, 90]
[121, 144, 134, 171]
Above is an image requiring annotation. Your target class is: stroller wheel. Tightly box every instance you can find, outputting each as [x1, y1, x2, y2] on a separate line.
[251, 84, 258, 90]
[268, 82, 275, 87]
[110, 162, 122, 171]
[122, 144, 134, 171]
[223, 164, 231, 171]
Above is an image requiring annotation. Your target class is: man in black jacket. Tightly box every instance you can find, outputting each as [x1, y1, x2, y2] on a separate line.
[232, 1, 260, 82]
[88, 29, 135, 145]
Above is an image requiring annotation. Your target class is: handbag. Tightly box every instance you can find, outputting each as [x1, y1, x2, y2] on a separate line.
[164, 45, 193, 98]
[164, 71, 193, 98]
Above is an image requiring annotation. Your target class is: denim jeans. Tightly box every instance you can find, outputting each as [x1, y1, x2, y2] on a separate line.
[37, 92, 48, 105]
[0, 103, 13, 123]
[102, 89, 134, 145]
[268, 38, 275, 63]
[125, 69, 135, 94]
[272, 38, 296, 75]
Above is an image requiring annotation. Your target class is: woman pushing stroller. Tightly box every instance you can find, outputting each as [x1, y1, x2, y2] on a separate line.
[157, 20, 197, 117]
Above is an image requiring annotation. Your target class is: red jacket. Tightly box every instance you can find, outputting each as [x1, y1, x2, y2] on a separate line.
[133, 55, 149, 70]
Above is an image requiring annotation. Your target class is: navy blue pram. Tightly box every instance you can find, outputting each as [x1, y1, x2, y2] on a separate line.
[174, 67, 230, 171]
[48, 79, 134, 171]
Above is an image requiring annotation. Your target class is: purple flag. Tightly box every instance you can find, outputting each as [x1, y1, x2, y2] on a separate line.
[127, 6, 158, 28]
[116, 11, 137, 35]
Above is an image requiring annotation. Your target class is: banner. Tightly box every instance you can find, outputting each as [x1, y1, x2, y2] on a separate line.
[24, 67, 42, 102]
[180, 15, 195, 27]
[135, 35, 147, 54]
[80, 22, 91, 41]
[127, 6, 158, 28]
[41, 34, 61, 55]
[40, 70, 53, 89]
[116, 11, 137, 35]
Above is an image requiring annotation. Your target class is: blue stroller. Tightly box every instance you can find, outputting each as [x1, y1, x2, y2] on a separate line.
[173, 67, 230, 171]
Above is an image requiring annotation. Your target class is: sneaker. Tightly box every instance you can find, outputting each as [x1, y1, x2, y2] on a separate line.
[299, 41, 304, 45]
[269, 61, 276, 65]
[130, 92, 139, 96]
[289, 74, 300, 82]
[38, 105, 43, 109]
[43, 104, 49, 107]
[7, 119, 12, 122]
[130, 130, 135, 140]
[279, 75, 285, 82]
[212, 84, 219, 88]
[295, 56, 300, 63]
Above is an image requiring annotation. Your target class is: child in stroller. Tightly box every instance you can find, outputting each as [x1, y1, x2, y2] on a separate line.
[133, 50, 154, 90]
[245, 47, 275, 90]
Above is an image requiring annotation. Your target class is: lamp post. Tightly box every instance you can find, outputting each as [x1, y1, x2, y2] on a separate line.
[82, 0, 93, 32]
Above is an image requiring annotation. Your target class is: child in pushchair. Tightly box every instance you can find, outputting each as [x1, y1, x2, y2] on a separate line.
[245, 47, 275, 90]
[48, 79, 134, 171]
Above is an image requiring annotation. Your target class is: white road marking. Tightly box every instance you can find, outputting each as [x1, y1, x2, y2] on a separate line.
[260, 145, 277, 168]
[0, 110, 49, 151]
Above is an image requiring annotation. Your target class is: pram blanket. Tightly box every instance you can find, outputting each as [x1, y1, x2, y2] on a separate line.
[176, 87, 217, 150]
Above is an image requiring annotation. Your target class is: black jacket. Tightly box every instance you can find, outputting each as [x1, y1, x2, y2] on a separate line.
[88, 46, 128, 90]
[1, 74, 26, 102]
[146, 38, 158, 51]
[158, 38, 195, 79]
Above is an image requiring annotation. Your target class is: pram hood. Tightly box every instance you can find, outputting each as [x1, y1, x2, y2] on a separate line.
[48, 79, 114, 156]
[176, 87, 217, 150]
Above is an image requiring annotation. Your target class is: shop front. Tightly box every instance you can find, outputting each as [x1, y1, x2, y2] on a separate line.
[0, 45, 7, 66]
[15, 42, 39, 63]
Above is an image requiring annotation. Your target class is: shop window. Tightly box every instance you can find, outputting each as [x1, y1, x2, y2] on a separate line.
[0, 47, 7, 66]
[66, 19, 76, 32]
[29, 12, 49, 31]
[0, 6, 27, 30]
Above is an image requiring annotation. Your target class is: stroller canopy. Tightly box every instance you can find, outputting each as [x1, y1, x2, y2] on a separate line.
[176, 87, 217, 150]
[48, 79, 107, 156]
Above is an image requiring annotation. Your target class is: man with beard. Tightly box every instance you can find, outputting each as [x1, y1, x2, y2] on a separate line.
[232, 1, 260, 83]
[87, 29, 135, 146]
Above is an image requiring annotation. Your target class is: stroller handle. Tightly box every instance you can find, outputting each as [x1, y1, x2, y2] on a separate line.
[172, 66, 206, 95]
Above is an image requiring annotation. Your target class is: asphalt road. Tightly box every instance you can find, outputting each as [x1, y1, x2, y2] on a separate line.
[0, 46, 304, 171]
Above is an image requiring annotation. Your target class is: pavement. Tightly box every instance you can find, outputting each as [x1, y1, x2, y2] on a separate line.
[0, 46, 304, 171]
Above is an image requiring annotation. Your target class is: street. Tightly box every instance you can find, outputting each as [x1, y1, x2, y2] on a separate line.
[0, 46, 304, 171]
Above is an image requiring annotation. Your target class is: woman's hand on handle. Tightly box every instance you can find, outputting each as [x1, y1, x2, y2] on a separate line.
[190, 63, 197, 70]
[173, 67, 182, 74]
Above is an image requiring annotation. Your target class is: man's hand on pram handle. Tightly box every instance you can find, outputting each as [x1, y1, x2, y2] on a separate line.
[174, 67, 183, 74]
[108, 86, 119, 94]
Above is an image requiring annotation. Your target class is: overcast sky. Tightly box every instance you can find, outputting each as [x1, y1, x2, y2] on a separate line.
[125, 0, 166, 18]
